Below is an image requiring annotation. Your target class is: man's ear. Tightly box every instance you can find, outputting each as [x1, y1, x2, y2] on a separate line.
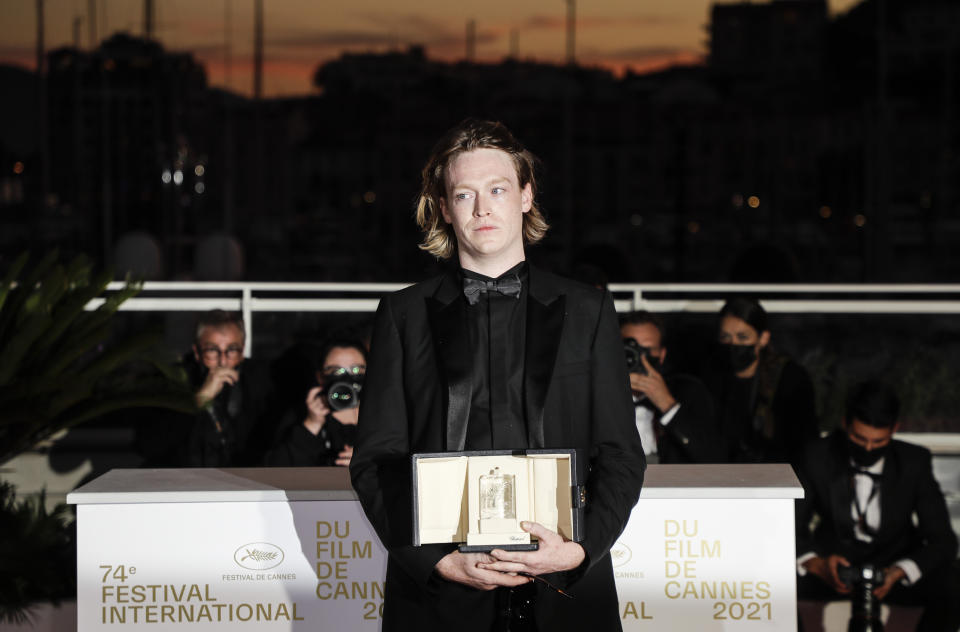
[440, 197, 452, 224]
[891, 422, 901, 435]
[659, 348, 668, 364]
[192, 344, 200, 364]
[521, 182, 533, 214]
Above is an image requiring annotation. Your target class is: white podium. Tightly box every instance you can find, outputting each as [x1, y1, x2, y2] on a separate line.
[615, 464, 803, 630]
[69, 464, 802, 631]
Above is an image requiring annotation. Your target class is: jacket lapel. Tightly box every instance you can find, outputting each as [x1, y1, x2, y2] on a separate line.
[875, 446, 901, 539]
[524, 267, 566, 449]
[828, 437, 855, 538]
[427, 271, 473, 451]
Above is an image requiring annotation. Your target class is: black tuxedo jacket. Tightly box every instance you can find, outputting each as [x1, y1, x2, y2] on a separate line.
[795, 431, 957, 575]
[655, 373, 723, 464]
[350, 266, 646, 631]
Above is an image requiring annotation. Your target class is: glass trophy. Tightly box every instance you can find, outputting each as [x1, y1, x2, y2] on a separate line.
[479, 467, 516, 533]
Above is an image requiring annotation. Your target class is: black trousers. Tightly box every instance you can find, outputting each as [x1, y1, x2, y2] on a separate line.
[493, 583, 538, 632]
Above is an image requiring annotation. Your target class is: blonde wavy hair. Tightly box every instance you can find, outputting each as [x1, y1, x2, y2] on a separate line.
[415, 119, 549, 259]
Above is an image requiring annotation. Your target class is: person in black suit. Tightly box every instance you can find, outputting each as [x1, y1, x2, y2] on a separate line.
[620, 311, 721, 463]
[795, 380, 960, 631]
[349, 119, 646, 632]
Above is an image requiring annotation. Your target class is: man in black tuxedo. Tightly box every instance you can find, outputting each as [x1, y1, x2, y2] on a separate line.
[620, 311, 721, 463]
[350, 119, 646, 631]
[795, 380, 959, 630]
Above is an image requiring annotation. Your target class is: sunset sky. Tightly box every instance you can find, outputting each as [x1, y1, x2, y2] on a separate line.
[2, 0, 862, 97]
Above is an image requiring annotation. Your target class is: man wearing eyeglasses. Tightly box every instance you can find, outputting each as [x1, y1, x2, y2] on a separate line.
[193, 312, 246, 408]
[183, 309, 275, 467]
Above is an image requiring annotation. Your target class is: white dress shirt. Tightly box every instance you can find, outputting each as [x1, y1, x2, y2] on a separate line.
[633, 394, 680, 457]
[797, 455, 921, 585]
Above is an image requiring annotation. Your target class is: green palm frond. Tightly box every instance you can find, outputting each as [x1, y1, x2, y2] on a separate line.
[0, 252, 195, 466]
[0, 253, 28, 314]
[0, 483, 75, 624]
[0, 250, 57, 339]
[0, 253, 195, 621]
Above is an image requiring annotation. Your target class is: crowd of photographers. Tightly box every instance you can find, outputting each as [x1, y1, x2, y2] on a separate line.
[137, 300, 958, 630]
[618, 300, 958, 631]
[135, 309, 368, 470]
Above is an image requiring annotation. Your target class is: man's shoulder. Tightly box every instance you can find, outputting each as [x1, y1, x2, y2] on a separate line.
[529, 265, 606, 304]
[381, 274, 448, 306]
[890, 437, 933, 465]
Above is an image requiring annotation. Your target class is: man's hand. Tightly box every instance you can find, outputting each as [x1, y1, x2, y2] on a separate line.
[873, 566, 905, 601]
[335, 445, 354, 467]
[804, 554, 851, 594]
[435, 551, 532, 591]
[481, 522, 586, 577]
[629, 356, 677, 414]
[195, 367, 239, 407]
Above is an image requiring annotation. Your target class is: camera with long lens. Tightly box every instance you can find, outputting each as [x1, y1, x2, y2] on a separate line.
[623, 338, 647, 374]
[837, 564, 885, 632]
[324, 375, 363, 411]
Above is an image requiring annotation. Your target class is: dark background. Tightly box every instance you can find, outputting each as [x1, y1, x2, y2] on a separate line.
[3, 0, 960, 431]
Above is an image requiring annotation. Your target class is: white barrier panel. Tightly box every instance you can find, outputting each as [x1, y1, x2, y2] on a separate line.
[70, 465, 801, 631]
[614, 499, 797, 629]
[77, 501, 384, 630]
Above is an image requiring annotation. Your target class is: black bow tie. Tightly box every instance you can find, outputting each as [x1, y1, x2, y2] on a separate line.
[463, 274, 522, 305]
[850, 466, 882, 481]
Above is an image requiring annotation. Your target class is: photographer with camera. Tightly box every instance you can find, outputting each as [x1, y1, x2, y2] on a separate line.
[135, 309, 277, 467]
[264, 337, 366, 467]
[796, 380, 960, 631]
[620, 311, 721, 463]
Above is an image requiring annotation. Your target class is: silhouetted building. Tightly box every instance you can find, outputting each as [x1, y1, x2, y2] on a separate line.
[710, 0, 827, 82]
[46, 34, 209, 276]
[3, 0, 959, 283]
[0, 65, 43, 256]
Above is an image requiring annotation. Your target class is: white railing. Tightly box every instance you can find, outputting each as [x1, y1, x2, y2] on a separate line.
[90, 282, 410, 358]
[608, 283, 960, 315]
[91, 281, 960, 357]
[85, 281, 960, 456]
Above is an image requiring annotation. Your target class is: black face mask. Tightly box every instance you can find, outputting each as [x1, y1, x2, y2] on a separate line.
[846, 437, 890, 468]
[720, 343, 757, 373]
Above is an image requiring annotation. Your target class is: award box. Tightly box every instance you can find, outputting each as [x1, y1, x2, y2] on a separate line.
[411, 449, 584, 553]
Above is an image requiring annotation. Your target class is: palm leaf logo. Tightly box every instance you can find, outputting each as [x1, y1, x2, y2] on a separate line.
[234, 542, 284, 569]
[240, 548, 278, 562]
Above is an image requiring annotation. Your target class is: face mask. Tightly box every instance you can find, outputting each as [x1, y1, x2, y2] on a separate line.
[846, 438, 889, 468]
[721, 343, 757, 373]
